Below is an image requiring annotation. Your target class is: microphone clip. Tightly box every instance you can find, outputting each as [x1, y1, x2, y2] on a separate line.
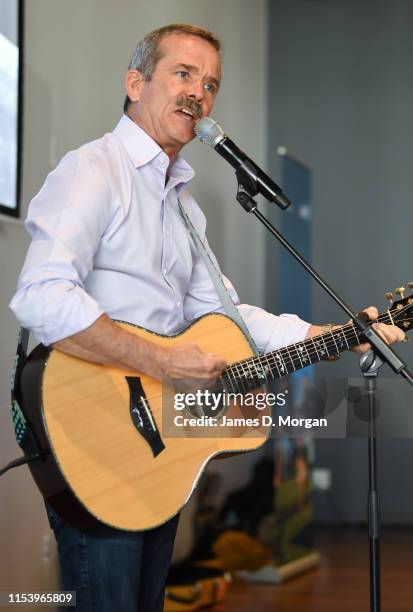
[235, 160, 259, 213]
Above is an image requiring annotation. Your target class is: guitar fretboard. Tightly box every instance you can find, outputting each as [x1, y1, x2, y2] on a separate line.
[221, 310, 395, 394]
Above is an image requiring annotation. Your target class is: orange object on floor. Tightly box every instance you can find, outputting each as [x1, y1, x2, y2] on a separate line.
[164, 564, 228, 611]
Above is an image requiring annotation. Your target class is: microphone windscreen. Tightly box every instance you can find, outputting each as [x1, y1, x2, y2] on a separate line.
[195, 117, 225, 147]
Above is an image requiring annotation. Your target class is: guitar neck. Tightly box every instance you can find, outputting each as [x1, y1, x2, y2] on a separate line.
[222, 309, 395, 392]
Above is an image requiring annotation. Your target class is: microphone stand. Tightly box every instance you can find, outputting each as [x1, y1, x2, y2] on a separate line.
[359, 350, 384, 612]
[234, 162, 413, 386]
[233, 161, 413, 612]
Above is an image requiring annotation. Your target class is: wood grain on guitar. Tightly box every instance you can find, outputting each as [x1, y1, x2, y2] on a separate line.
[16, 292, 413, 530]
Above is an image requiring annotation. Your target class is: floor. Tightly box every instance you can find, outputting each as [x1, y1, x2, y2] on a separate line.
[213, 528, 413, 611]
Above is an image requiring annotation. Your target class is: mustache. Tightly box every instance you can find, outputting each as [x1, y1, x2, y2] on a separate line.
[175, 97, 203, 119]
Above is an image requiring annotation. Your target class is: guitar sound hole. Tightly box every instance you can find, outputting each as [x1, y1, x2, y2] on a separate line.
[178, 381, 228, 420]
[183, 401, 226, 420]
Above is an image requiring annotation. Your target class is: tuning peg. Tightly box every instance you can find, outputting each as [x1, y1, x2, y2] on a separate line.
[408, 282, 413, 293]
[385, 292, 393, 304]
[395, 287, 405, 299]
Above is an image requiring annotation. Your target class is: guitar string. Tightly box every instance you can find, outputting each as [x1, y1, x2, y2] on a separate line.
[227, 306, 411, 383]
[229, 316, 375, 376]
[229, 328, 385, 384]
[233, 328, 355, 375]
[146, 305, 412, 401]
[237, 305, 411, 372]
[139, 317, 398, 409]
[132, 305, 412, 405]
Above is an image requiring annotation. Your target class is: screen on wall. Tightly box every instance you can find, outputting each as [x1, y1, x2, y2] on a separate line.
[0, 0, 23, 218]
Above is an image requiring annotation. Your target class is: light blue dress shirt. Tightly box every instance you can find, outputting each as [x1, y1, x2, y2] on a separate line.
[10, 115, 310, 351]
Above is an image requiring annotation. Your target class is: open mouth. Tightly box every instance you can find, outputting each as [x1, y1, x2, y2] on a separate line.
[175, 107, 197, 122]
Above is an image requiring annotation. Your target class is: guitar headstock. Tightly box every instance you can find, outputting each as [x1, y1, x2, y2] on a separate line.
[385, 283, 413, 334]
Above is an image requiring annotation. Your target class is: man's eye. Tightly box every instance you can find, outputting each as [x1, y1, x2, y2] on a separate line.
[176, 70, 189, 78]
[204, 83, 216, 94]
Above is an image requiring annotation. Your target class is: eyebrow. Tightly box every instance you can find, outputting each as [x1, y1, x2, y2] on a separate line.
[175, 63, 221, 90]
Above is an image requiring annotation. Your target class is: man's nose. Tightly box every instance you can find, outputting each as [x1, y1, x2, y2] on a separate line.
[187, 79, 204, 102]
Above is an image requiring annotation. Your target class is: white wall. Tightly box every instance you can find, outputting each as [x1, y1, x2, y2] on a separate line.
[0, 0, 268, 594]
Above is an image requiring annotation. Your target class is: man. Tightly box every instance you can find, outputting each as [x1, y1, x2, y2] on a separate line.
[10, 23, 404, 612]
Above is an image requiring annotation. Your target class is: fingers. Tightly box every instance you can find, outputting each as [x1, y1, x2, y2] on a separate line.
[362, 306, 378, 321]
[191, 344, 226, 376]
[162, 343, 227, 381]
[203, 352, 227, 378]
[351, 305, 406, 355]
[372, 322, 406, 344]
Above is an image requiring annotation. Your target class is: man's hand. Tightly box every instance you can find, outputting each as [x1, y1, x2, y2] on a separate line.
[155, 343, 227, 382]
[306, 306, 406, 355]
[54, 314, 227, 386]
[350, 306, 406, 354]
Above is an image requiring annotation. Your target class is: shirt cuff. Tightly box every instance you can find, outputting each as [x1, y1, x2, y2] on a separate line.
[237, 304, 311, 353]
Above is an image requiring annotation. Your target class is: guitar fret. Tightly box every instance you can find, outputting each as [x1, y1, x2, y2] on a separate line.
[336, 328, 349, 350]
[274, 351, 288, 376]
[330, 330, 340, 354]
[311, 338, 321, 360]
[283, 346, 296, 371]
[268, 353, 282, 378]
[320, 334, 331, 357]
[351, 321, 360, 342]
[251, 359, 270, 382]
[241, 361, 259, 388]
[228, 363, 243, 394]
[242, 361, 259, 392]
[303, 340, 314, 363]
[294, 344, 304, 369]
[314, 337, 329, 359]
[263, 354, 275, 380]
[291, 344, 307, 370]
[296, 342, 312, 367]
[236, 363, 250, 393]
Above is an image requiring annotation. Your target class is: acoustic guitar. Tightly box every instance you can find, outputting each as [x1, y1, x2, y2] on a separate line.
[16, 289, 413, 530]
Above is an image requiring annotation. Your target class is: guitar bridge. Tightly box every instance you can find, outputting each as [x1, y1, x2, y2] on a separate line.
[125, 376, 165, 457]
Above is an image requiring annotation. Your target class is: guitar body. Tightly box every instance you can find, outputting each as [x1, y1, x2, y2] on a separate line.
[17, 288, 413, 531]
[19, 314, 271, 531]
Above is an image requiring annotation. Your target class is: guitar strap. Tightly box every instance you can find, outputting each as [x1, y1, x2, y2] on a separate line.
[11, 327, 33, 449]
[177, 195, 259, 356]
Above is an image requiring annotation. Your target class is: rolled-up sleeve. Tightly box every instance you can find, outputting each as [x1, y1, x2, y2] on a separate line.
[9, 151, 111, 345]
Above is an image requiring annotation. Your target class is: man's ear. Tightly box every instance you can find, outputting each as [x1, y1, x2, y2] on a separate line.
[124, 69, 145, 103]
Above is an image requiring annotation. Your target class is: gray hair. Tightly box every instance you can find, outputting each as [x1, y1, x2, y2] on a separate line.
[124, 24, 222, 112]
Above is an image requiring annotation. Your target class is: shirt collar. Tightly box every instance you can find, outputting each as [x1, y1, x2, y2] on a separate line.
[113, 114, 195, 186]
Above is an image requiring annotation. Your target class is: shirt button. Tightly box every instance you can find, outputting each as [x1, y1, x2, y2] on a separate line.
[163, 268, 167, 275]
[176, 301, 181, 307]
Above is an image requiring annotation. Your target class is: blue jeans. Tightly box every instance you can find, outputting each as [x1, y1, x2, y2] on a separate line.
[46, 504, 179, 612]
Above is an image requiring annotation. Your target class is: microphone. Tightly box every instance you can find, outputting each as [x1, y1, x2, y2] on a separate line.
[194, 117, 291, 210]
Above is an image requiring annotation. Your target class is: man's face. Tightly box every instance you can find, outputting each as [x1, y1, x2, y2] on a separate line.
[128, 34, 221, 158]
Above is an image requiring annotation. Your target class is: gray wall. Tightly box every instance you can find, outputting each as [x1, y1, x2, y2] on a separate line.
[268, 0, 413, 523]
[0, 0, 268, 593]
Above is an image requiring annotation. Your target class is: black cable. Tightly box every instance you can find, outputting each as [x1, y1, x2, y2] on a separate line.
[0, 453, 41, 477]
